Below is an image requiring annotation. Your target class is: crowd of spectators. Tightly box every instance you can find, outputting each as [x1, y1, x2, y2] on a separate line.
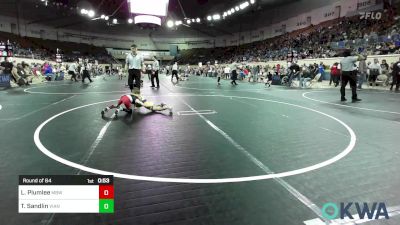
[178, 13, 400, 65]
[0, 31, 114, 64]
[170, 54, 399, 91]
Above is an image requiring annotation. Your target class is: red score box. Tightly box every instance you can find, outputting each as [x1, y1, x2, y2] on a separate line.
[99, 185, 114, 199]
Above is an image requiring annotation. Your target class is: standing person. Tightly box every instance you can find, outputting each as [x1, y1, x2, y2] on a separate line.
[253, 65, 260, 83]
[125, 44, 144, 91]
[381, 59, 390, 86]
[118, 67, 124, 80]
[358, 57, 368, 89]
[146, 64, 152, 80]
[171, 62, 179, 82]
[166, 65, 170, 76]
[151, 56, 160, 88]
[68, 61, 78, 82]
[0, 57, 14, 82]
[231, 65, 238, 86]
[224, 66, 230, 79]
[288, 61, 301, 87]
[81, 59, 93, 83]
[318, 62, 325, 82]
[276, 64, 281, 75]
[217, 68, 222, 85]
[368, 59, 381, 87]
[390, 58, 400, 92]
[330, 63, 341, 87]
[340, 50, 364, 102]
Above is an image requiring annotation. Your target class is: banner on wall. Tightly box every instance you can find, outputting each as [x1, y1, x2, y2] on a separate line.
[357, 0, 376, 10]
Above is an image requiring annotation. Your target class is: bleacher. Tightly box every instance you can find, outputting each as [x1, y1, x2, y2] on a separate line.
[0, 31, 113, 64]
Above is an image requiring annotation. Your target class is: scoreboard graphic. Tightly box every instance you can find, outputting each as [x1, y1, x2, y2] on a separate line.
[18, 175, 114, 213]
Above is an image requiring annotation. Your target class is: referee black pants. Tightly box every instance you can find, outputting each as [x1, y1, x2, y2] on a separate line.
[128, 69, 141, 91]
[171, 70, 178, 81]
[391, 75, 400, 90]
[82, 70, 92, 83]
[151, 70, 160, 87]
[341, 71, 357, 99]
[69, 71, 77, 82]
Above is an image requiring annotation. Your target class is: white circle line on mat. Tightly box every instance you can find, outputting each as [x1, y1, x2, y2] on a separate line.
[302, 91, 400, 115]
[34, 94, 356, 183]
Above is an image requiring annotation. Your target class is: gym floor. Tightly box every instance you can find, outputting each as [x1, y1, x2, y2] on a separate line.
[1, 75, 400, 225]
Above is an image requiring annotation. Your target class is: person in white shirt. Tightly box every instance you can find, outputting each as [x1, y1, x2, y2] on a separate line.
[171, 62, 178, 82]
[151, 56, 160, 88]
[368, 58, 382, 86]
[80, 59, 93, 83]
[217, 66, 222, 85]
[125, 44, 144, 91]
[68, 61, 78, 82]
[224, 66, 231, 79]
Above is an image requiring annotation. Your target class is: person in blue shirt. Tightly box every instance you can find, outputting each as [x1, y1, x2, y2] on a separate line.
[318, 62, 325, 81]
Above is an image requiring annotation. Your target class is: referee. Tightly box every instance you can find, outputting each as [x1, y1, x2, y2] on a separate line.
[340, 49, 365, 102]
[151, 56, 160, 88]
[125, 44, 144, 91]
[80, 59, 93, 83]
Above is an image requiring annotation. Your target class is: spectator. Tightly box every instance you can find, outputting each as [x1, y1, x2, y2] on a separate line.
[368, 59, 382, 86]
[0, 57, 14, 82]
[358, 57, 368, 89]
[330, 62, 341, 87]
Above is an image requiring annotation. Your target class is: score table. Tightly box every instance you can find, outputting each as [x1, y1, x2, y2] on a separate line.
[18, 175, 114, 213]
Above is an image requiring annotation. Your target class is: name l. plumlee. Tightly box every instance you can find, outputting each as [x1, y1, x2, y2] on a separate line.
[22, 190, 51, 195]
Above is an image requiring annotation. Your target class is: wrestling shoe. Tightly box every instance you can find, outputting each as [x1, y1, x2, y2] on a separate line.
[101, 110, 105, 117]
[352, 98, 362, 102]
[341, 97, 347, 102]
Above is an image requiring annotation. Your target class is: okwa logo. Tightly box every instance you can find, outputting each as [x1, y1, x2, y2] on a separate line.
[322, 202, 389, 220]
[359, 12, 382, 20]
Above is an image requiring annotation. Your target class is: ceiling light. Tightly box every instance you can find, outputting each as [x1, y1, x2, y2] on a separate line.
[240, 2, 250, 10]
[80, 9, 87, 14]
[235, 6, 240, 11]
[167, 20, 174, 27]
[186, 19, 191, 24]
[196, 18, 201, 23]
[113, 18, 118, 24]
[87, 10, 95, 18]
[191, 19, 195, 22]
[100, 15, 105, 19]
[212, 14, 221, 20]
[105, 16, 109, 20]
[250, 0, 255, 4]
[207, 16, 212, 21]
[128, 18, 133, 24]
